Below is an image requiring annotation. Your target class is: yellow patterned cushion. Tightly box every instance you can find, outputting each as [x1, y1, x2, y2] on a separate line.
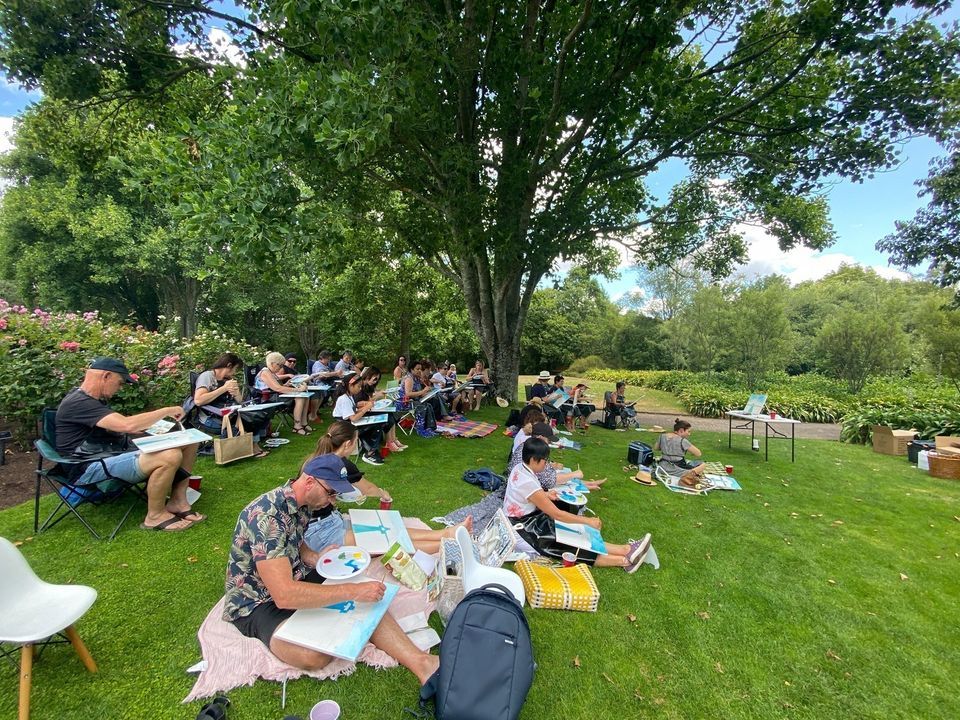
[514, 559, 600, 612]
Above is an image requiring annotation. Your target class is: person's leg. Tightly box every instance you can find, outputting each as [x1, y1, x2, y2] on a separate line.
[269, 636, 336, 671]
[179, 442, 198, 473]
[368, 613, 439, 685]
[137, 448, 194, 529]
[308, 396, 320, 422]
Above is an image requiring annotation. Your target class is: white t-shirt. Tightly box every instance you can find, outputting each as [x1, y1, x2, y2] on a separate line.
[512, 428, 529, 453]
[503, 463, 542, 518]
[333, 394, 356, 420]
[430, 372, 446, 390]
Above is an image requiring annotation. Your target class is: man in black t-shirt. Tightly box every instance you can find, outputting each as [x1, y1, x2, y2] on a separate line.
[55, 357, 204, 532]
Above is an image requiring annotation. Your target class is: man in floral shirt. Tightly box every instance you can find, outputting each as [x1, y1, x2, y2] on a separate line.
[224, 454, 439, 682]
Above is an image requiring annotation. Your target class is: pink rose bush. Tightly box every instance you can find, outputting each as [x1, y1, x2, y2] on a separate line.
[0, 299, 262, 436]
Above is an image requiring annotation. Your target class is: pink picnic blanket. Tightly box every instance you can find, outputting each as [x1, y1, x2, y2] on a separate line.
[184, 525, 436, 702]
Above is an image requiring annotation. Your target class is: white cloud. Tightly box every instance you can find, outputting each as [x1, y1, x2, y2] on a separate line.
[732, 223, 911, 284]
[174, 27, 247, 68]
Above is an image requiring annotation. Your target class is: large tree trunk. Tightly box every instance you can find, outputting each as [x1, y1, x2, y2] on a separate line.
[455, 245, 542, 403]
[161, 276, 200, 338]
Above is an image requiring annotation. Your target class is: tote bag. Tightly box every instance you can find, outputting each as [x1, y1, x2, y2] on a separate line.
[214, 412, 254, 465]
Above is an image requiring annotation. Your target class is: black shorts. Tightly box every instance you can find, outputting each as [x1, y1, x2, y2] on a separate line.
[231, 570, 324, 647]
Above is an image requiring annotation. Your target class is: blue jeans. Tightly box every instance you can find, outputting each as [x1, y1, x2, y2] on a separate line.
[75, 451, 146, 492]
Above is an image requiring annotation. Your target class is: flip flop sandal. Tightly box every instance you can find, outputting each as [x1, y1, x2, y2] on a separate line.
[172, 510, 207, 522]
[253, 449, 271, 459]
[292, 426, 309, 436]
[140, 515, 195, 532]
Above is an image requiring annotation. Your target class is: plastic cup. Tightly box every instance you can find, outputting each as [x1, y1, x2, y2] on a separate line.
[310, 700, 341, 720]
[724, 465, 733, 475]
[380, 497, 393, 510]
[187, 476, 202, 491]
[561, 552, 576, 567]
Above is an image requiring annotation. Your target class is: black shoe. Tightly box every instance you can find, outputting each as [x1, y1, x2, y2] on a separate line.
[362, 452, 384, 466]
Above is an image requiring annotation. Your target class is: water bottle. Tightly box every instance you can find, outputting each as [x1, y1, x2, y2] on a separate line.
[752, 439, 760, 452]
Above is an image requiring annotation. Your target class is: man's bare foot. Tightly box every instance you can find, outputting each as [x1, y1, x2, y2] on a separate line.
[140, 512, 195, 532]
[414, 653, 440, 685]
[441, 516, 473, 538]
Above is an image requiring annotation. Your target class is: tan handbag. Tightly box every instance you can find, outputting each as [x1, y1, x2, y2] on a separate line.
[213, 412, 254, 465]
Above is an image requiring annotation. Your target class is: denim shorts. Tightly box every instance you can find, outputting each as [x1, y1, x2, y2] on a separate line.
[76, 451, 147, 491]
[304, 512, 347, 553]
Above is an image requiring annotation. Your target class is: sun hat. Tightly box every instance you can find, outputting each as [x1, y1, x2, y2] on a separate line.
[537, 371, 551, 380]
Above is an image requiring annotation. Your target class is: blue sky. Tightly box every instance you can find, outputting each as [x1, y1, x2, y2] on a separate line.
[1, 3, 956, 299]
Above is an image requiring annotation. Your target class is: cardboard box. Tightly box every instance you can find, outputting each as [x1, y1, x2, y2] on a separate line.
[934, 435, 960, 457]
[871, 426, 917, 456]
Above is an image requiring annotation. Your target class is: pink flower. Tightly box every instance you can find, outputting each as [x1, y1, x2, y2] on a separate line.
[18, 338, 27, 346]
[141, 368, 153, 377]
[129, 373, 140, 382]
[0, 318, 6, 330]
[59, 341, 80, 352]
[158, 354, 180, 369]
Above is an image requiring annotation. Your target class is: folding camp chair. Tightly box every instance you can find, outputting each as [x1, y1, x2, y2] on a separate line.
[33, 409, 148, 540]
[244, 364, 293, 433]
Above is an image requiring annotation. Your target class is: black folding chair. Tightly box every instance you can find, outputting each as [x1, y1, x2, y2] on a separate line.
[244, 365, 293, 432]
[33, 409, 148, 540]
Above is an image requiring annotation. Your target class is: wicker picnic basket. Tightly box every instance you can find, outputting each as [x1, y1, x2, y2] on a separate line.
[927, 452, 960, 480]
[514, 559, 600, 612]
[436, 538, 471, 624]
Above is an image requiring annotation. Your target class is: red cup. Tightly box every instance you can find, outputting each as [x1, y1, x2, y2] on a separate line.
[187, 476, 202, 491]
[724, 465, 733, 475]
[561, 552, 576, 567]
[380, 497, 392, 510]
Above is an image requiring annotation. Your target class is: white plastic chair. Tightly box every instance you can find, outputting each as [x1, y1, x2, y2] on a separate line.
[0, 537, 98, 720]
[456, 526, 526, 606]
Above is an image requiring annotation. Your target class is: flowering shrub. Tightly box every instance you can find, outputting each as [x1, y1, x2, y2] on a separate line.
[0, 299, 263, 438]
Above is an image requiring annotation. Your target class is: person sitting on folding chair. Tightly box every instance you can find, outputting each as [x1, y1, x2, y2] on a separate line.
[55, 357, 204, 532]
[256, 352, 312, 435]
[308, 349, 342, 416]
[194, 352, 271, 459]
[604, 381, 637, 428]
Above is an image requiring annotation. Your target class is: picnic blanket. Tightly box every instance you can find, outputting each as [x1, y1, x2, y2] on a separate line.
[436, 419, 499, 438]
[183, 521, 436, 703]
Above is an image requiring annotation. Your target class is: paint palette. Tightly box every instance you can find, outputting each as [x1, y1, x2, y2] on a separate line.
[555, 488, 587, 506]
[317, 545, 371, 580]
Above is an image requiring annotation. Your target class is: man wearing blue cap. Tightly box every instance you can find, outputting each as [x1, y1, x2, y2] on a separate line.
[55, 357, 203, 532]
[223, 454, 439, 682]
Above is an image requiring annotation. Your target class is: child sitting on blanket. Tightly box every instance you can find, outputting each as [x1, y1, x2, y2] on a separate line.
[302, 421, 470, 554]
[504, 437, 651, 572]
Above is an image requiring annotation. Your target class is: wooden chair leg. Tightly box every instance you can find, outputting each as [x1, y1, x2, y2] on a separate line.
[64, 625, 98, 673]
[19, 644, 32, 720]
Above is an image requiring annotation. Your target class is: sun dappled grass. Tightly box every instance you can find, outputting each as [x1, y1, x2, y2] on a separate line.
[517, 374, 684, 415]
[1, 404, 959, 720]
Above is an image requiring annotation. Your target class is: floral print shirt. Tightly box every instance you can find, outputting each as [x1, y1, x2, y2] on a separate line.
[223, 480, 310, 621]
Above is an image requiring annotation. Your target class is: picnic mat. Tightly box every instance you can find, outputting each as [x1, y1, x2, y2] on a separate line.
[183, 521, 435, 703]
[436, 419, 499, 438]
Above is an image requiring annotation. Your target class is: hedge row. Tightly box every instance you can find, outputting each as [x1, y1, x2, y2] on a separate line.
[0, 299, 263, 438]
[586, 368, 960, 440]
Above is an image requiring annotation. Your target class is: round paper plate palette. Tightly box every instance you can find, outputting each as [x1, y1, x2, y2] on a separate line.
[263, 438, 290, 447]
[317, 545, 371, 579]
[556, 488, 587, 506]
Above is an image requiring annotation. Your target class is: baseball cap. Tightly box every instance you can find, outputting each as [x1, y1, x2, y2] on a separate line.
[90, 357, 135, 383]
[284, 353, 297, 361]
[302, 455, 354, 494]
[531, 421, 559, 442]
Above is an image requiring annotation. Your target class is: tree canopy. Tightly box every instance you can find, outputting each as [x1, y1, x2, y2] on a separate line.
[2, 1, 959, 396]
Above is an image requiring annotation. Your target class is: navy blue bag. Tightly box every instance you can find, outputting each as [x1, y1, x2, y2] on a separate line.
[462, 468, 504, 492]
[419, 584, 534, 720]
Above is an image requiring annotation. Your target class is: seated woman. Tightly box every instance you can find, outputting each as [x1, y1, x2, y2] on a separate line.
[302, 421, 472, 554]
[256, 351, 312, 435]
[465, 359, 491, 411]
[604, 381, 636, 428]
[193, 352, 270, 458]
[505, 437, 651, 572]
[398, 359, 442, 436]
[437, 363, 466, 415]
[505, 421, 605, 491]
[655, 418, 707, 487]
[428, 362, 458, 419]
[358, 366, 407, 453]
[571, 383, 596, 432]
[333, 373, 387, 466]
[392, 355, 408, 382]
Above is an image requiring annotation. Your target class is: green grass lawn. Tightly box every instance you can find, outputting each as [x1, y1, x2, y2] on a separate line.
[518, 374, 684, 415]
[2, 405, 959, 720]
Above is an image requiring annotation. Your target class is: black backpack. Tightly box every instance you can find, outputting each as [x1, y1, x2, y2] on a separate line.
[462, 468, 504, 492]
[419, 584, 534, 720]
